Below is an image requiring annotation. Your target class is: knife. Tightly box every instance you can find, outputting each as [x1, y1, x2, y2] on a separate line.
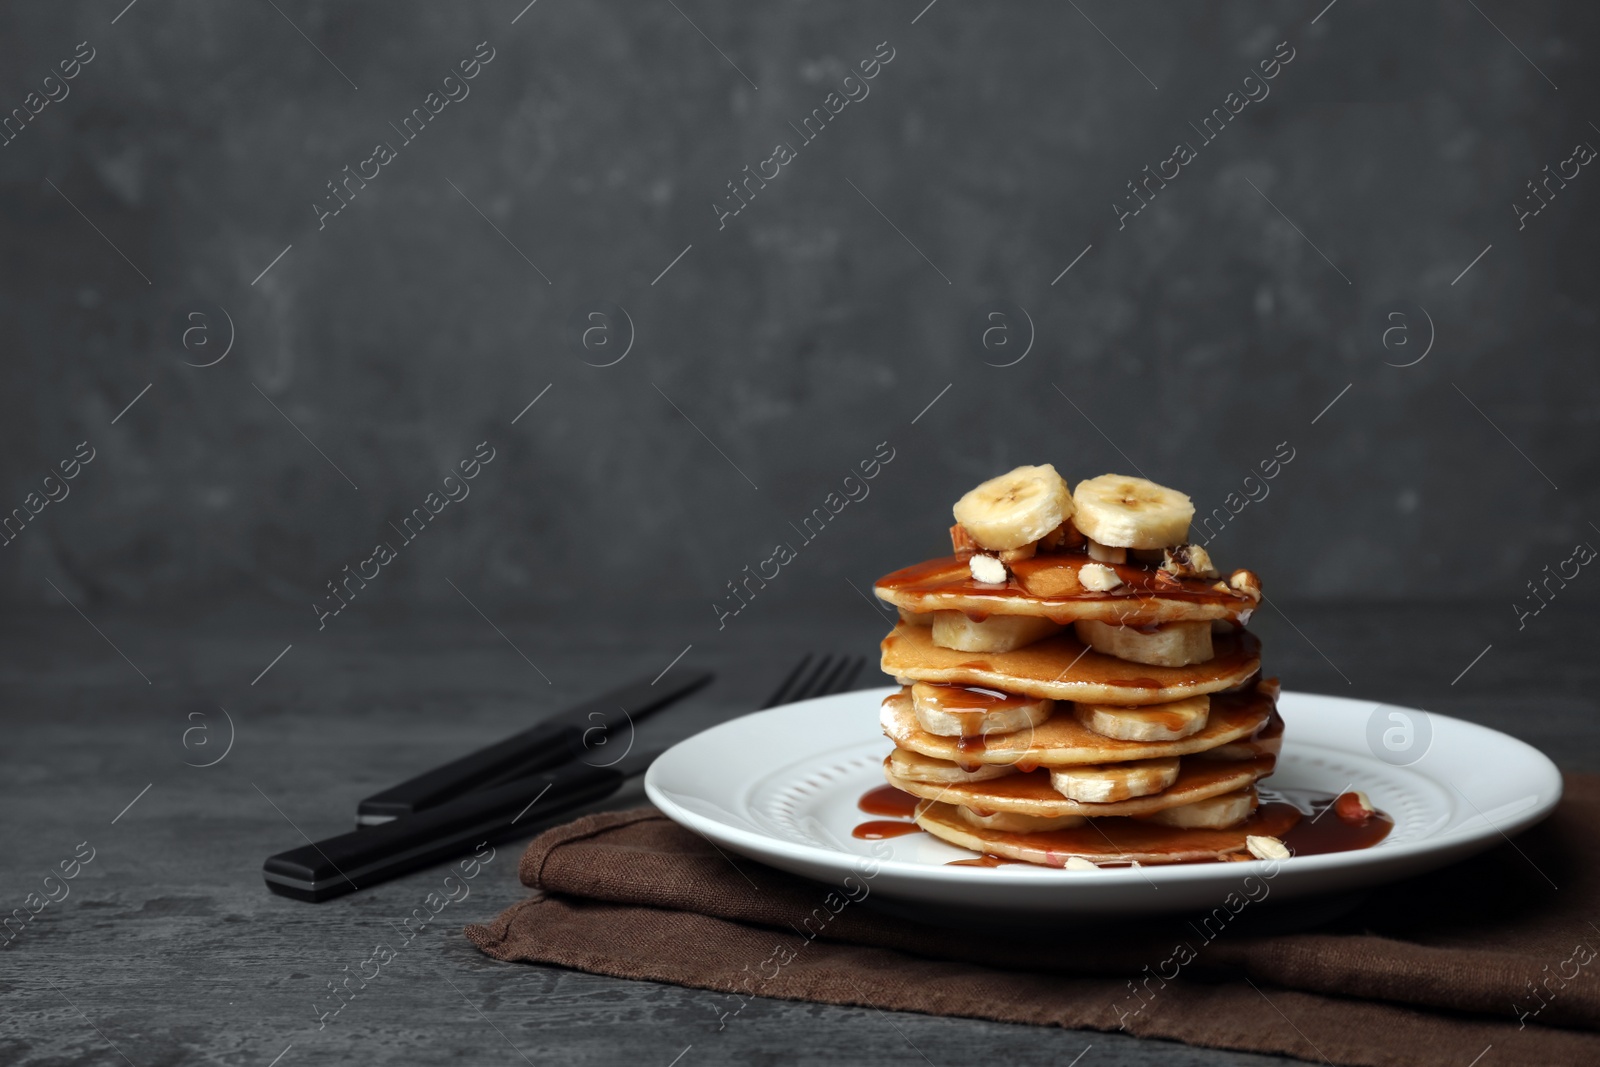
[265, 745, 664, 903]
[354, 668, 711, 825]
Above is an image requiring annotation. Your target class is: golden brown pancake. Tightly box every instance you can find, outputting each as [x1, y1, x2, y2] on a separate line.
[874, 553, 1257, 626]
[881, 623, 1260, 704]
[915, 797, 1302, 866]
[885, 755, 1275, 817]
[879, 687, 1273, 767]
[886, 746, 1019, 783]
[1195, 711, 1285, 761]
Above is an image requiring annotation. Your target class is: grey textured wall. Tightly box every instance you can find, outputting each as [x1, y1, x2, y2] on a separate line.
[2, 1, 1596, 631]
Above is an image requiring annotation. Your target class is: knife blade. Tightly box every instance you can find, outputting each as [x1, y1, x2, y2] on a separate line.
[355, 668, 710, 825]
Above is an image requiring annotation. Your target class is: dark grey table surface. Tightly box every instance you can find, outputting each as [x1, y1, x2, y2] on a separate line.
[1, 599, 1590, 1066]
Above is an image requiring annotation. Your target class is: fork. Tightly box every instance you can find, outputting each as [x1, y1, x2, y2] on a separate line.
[760, 653, 868, 708]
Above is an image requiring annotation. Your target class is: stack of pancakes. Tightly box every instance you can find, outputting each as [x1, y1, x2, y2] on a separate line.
[872, 465, 1293, 867]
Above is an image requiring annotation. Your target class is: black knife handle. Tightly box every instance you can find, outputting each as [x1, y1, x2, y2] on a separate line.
[265, 761, 623, 902]
[355, 668, 711, 823]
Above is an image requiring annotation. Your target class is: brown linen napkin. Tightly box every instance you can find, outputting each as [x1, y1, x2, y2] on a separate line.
[465, 773, 1600, 1067]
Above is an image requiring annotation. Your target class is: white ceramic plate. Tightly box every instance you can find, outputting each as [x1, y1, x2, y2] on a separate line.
[645, 689, 1563, 917]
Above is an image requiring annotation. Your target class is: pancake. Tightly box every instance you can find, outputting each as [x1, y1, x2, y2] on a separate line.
[916, 797, 1303, 867]
[874, 553, 1257, 626]
[886, 746, 1019, 784]
[879, 686, 1273, 767]
[1196, 710, 1285, 761]
[881, 623, 1261, 704]
[885, 755, 1275, 817]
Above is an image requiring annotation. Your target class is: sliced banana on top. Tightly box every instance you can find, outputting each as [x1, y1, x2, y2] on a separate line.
[911, 682, 1053, 737]
[1074, 695, 1210, 742]
[1049, 757, 1179, 803]
[1072, 474, 1194, 550]
[932, 611, 1062, 653]
[1142, 787, 1258, 829]
[1073, 619, 1213, 667]
[952, 464, 1073, 551]
[956, 807, 1085, 833]
[886, 747, 1018, 784]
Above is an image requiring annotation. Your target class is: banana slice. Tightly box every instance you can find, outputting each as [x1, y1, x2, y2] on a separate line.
[898, 607, 936, 626]
[1073, 619, 1213, 667]
[956, 806, 1085, 833]
[1074, 695, 1209, 742]
[1072, 474, 1194, 550]
[1143, 787, 1258, 829]
[952, 464, 1074, 551]
[1086, 539, 1126, 564]
[911, 682, 1053, 737]
[1049, 757, 1179, 802]
[1197, 711, 1284, 761]
[886, 748, 1017, 784]
[932, 611, 1062, 653]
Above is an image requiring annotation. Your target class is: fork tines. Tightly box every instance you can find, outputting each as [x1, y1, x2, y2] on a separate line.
[761, 653, 866, 708]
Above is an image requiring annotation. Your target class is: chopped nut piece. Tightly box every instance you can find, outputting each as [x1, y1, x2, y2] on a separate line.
[1063, 856, 1099, 871]
[950, 523, 980, 555]
[1228, 569, 1262, 601]
[1086, 539, 1127, 564]
[1245, 834, 1290, 860]
[1038, 520, 1086, 552]
[1333, 790, 1376, 826]
[969, 554, 1008, 584]
[1079, 562, 1122, 591]
[998, 542, 1037, 563]
[1160, 544, 1220, 580]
